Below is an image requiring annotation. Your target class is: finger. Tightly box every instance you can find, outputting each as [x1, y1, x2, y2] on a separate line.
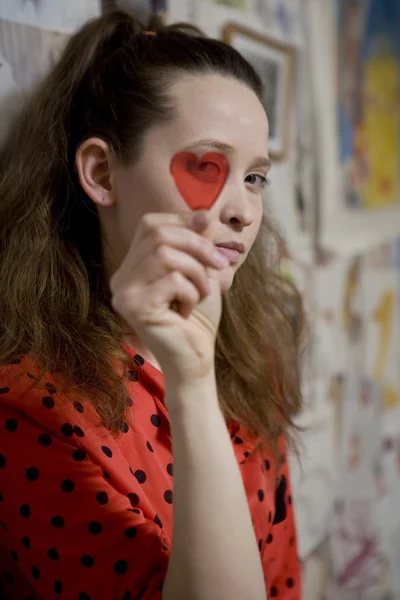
[135, 245, 211, 297]
[129, 225, 228, 274]
[133, 211, 211, 247]
[144, 271, 201, 320]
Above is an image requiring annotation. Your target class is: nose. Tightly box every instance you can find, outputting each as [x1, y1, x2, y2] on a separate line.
[217, 178, 256, 229]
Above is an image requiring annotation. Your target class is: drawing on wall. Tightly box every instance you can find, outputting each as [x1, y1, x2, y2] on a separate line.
[251, 0, 302, 44]
[0, 19, 68, 91]
[338, 0, 400, 210]
[0, 0, 100, 32]
[223, 23, 293, 160]
[330, 498, 389, 598]
[206, 0, 247, 10]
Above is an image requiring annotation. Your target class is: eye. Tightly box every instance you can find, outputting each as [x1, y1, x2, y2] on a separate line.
[245, 173, 270, 190]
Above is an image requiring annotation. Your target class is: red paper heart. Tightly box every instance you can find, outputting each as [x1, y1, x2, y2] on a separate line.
[170, 152, 230, 210]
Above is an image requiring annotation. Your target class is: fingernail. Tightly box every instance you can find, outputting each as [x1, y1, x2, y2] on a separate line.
[213, 251, 229, 268]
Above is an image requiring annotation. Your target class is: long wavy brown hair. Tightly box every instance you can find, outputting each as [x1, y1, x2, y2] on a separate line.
[0, 9, 304, 459]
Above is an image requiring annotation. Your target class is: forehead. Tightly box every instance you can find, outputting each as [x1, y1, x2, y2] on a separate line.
[145, 73, 269, 156]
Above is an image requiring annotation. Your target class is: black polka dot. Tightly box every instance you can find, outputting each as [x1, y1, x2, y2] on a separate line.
[258, 539, 263, 551]
[48, 548, 59, 560]
[0, 454, 6, 468]
[0, 491, 3, 502]
[114, 559, 128, 574]
[268, 511, 272, 523]
[45, 382, 57, 394]
[38, 433, 52, 446]
[51, 515, 65, 528]
[286, 578, 295, 588]
[133, 354, 144, 366]
[101, 446, 112, 458]
[27, 372, 36, 380]
[79, 594, 91, 600]
[166, 463, 173, 476]
[31, 566, 40, 580]
[73, 425, 85, 437]
[164, 490, 173, 504]
[257, 489, 265, 502]
[61, 479, 75, 493]
[150, 414, 161, 427]
[123, 526, 137, 538]
[267, 534, 273, 544]
[129, 466, 135, 476]
[26, 467, 40, 482]
[133, 470, 147, 484]
[54, 580, 63, 595]
[118, 421, 128, 434]
[9, 359, 21, 364]
[88, 521, 102, 535]
[103, 470, 111, 480]
[1, 521, 7, 530]
[264, 459, 271, 470]
[61, 423, 73, 436]
[288, 495, 292, 505]
[20, 504, 31, 518]
[270, 587, 278, 597]
[96, 491, 109, 505]
[5, 572, 14, 584]
[72, 449, 86, 462]
[81, 555, 95, 568]
[122, 591, 131, 600]
[127, 493, 139, 507]
[234, 436, 244, 444]
[73, 401, 84, 413]
[146, 441, 154, 452]
[243, 451, 250, 458]
[42, 396, 55, 409]
[5, 418, 18, 432]
[21, 536, 30, 549]
[126, 396, 134, 406]
[154, 515, 163, 528]
[0, 386, 10, 394]
[10, 550, 18, 563]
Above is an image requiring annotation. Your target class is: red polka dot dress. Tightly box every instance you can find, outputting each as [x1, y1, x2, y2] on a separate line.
[0, 346, 302, 599]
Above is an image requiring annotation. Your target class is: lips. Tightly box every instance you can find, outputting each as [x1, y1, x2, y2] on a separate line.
[215, 242, 245, 264]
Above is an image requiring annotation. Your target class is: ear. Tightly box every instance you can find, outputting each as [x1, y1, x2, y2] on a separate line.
[76, 137, 116, 207]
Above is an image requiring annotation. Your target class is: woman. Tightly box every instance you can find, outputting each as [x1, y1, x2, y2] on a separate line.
[0, 9, 304, 600]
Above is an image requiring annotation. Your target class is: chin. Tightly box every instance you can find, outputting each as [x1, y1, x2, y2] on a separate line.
[217, 269, 235, 294]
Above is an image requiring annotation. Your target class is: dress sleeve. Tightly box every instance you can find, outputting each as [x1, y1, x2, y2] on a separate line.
[267, 438, 302, 599]
[0, 384, 168, 600]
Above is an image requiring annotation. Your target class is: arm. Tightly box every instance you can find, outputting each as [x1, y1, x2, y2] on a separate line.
[162, 374, 266, 600]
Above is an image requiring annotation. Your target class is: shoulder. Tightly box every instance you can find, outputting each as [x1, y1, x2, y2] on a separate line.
[0, 356, 101, 441]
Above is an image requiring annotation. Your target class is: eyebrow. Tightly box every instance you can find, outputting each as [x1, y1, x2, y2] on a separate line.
[184, 138, 272, 171]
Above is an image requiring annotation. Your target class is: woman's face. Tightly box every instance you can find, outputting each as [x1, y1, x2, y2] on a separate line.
[88, 74, 271, 293]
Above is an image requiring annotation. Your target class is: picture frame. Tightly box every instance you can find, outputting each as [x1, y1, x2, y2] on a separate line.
[223, 23, 294, 161]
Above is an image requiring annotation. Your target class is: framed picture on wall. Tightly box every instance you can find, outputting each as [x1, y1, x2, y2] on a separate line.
[223, 23, 294, 160]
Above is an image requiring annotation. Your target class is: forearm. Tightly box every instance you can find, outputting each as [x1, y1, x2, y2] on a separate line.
[162, 374, 266, 600]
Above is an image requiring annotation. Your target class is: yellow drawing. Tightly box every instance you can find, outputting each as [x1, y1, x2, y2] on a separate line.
[342, 258, 363, 343]
[361, 43, 400, 208]
[373, 289, 399, 408]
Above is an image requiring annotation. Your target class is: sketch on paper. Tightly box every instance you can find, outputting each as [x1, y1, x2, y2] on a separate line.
[0, 19, 68, 91]
[0, 0, 100, 33]
[330, 498, 389, 599]
[223, 23, 293, 160]
[338, 0, 400, 210]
